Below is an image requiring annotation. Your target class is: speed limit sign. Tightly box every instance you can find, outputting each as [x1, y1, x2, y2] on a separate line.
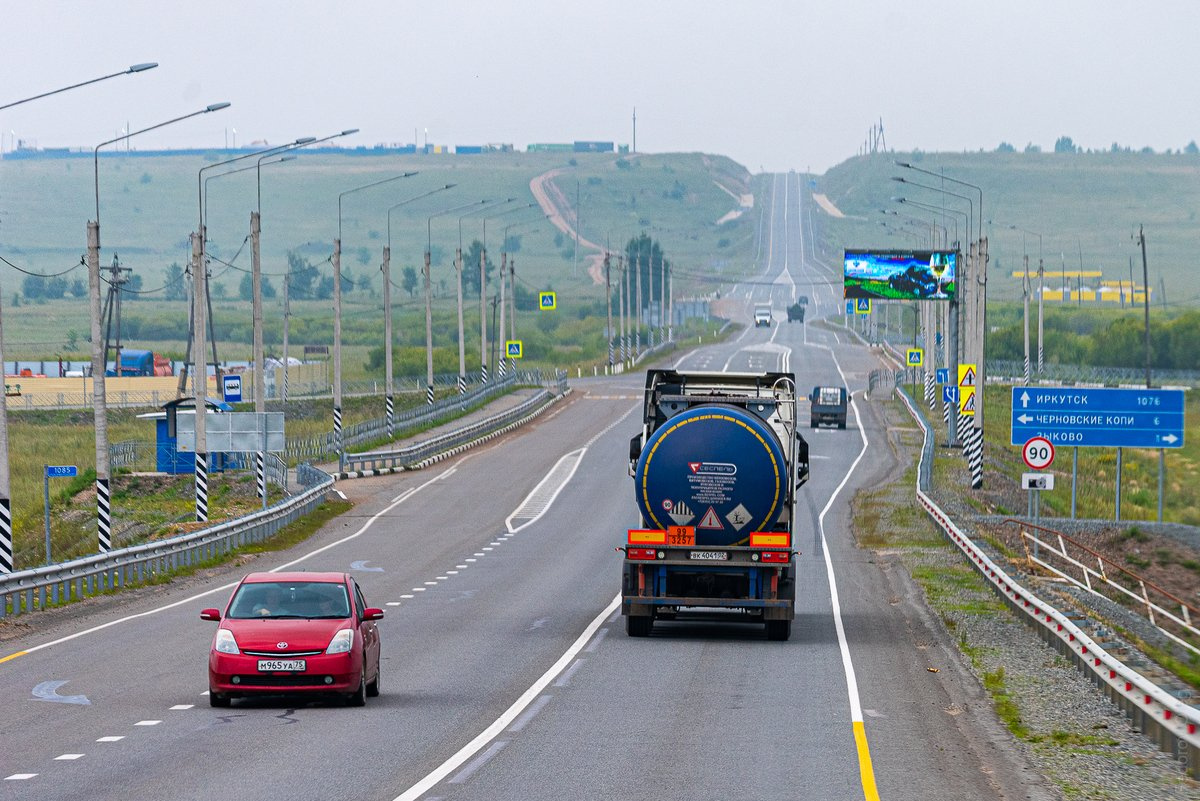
[1022, 436, 1055, 470]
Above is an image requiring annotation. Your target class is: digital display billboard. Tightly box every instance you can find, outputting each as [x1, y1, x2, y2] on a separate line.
[843, 249, 957, 301]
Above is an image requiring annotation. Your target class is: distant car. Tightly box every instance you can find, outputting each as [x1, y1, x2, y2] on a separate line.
[810, 385, 848, 429]
[787, 302, 806, 322]
[797, 295, 809, 306]
[754, 305, 772, 327]
[201, 572, 383, 707]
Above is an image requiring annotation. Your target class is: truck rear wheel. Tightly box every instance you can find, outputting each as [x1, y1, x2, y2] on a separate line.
[626, 614, 653, 637]
[765, 619, 792, 641]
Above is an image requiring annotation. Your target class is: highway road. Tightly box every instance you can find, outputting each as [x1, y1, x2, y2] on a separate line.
[0, 173, 1052, 801]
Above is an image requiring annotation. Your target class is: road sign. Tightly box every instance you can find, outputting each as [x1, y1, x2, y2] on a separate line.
[506, 340, 523, 359]
[942, 385, 959, 405]
[936, 368, 949, 384]
[1009, 386, 1185, 449]
[1022, 473, 1055, 491]
[957, 363, 976, 416]
[845, 300, 855, 315]
[539, 291, 556, 310]
[1022, 436, 1055, 469]
[222, 374, 242, 403]
[45, 465, 77, 478]
[855, 298, 871, 315]
[906, 348, 924, 366]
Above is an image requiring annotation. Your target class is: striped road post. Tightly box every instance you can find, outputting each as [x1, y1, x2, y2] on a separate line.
[425, 385, 434, 405]
[255, 452, 266, 509]
[0, 498, 12, 572]
[194, 454, 208, 523]
[386, 395, 394, 439]
[334, 406, 344, 473]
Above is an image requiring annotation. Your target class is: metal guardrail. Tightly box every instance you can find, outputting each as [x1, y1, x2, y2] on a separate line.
[342, 387, 560, 475]
[1005, 519, 1200, 658]
[894, 384, 1200, 776]
[0, 465, 334, 620]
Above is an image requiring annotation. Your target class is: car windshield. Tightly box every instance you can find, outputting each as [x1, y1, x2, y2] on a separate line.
[226, 581, 351, 620]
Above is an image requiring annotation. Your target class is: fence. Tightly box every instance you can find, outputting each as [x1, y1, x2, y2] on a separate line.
[0, 464, 334, 619]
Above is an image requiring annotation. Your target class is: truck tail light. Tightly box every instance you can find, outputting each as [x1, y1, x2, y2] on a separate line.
[627, 548, 659, 561]
[760, 551, 790, 563]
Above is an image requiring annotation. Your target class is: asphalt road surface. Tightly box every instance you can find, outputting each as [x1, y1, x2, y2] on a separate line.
[0, 174, 1053, 801]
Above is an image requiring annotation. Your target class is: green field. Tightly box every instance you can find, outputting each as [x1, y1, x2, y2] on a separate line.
[811, 150, 1200, 306]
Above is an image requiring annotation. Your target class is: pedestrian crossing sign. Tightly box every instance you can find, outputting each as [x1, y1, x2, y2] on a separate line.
[957, 363, 977, 415]
[906, 348, 923, 366]
[855, 298, 871, 314]
[506, 340, 523, 358]
[539, 291, 556, 310]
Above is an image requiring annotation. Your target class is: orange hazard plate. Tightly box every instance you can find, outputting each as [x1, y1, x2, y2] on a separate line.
[666, 526, 695, 546]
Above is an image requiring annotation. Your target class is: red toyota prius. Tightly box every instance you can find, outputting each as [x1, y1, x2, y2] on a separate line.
[201, 572, 383, 707]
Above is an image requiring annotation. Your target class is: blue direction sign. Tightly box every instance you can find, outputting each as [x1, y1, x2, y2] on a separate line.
[45, 465, 78, 478]
[1010, 386, 1185, 449]
[845, 300, 855, 315]
[943, 386, 959, 405]
[936, 368, 950, 384]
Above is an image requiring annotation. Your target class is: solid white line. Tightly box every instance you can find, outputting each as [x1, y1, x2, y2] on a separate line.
[816, 352, 871, 724]
[391, 594, 621, 801]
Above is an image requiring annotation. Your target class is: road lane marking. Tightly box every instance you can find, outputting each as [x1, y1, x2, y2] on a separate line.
[169, 704, 193, 711]
[553, 659, 585, 687]
[391, 594, 621, 801]
[448, 741, 508, 785]
[134, 720, 161, 727]
[506, 694, 552, 733]
[0, 651, 27, 664]
[817, 353, 880, 801]
[54, 754, 83, 761]
[4, 774, 37, 780]
[96, 736, 124, 743]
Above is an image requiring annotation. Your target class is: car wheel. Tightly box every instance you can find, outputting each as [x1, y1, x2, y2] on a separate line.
[209, 692, 231, 708]
[346, 671, 367, 707]
[366, 665, 380, 698]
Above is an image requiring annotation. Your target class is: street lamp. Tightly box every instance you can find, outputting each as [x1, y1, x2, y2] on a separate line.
[991, 221, 1044, 382]
[260, 129, 357, 406]
[501, 214, 552, 370]
[332, 170, 419, 469]
[0, 62, 159, 572]
[458, 199, 517, 392]
[0, 62, 157, 113]
[88, 100, 230, 541]
[428, 200, 490, 403]
[380, 183, 456, 436]
[481, 202, 537, 378]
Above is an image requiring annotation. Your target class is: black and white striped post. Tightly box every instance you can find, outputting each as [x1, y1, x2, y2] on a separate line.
[195, 453, 209, 522]
[0, 272, 12, 570]
[192, 230, 209, 523]
[88, 220, 116, 548]
[0, 499, 11, 572]
[385, 395, 394, 440]
[255, 453, 266, 510]
[334, 405, 344, 466]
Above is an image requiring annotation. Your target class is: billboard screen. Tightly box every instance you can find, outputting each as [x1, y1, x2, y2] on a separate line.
[843, 249, 957, 301]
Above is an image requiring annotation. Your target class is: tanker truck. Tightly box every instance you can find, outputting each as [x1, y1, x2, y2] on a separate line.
[621, 369, 809, 640]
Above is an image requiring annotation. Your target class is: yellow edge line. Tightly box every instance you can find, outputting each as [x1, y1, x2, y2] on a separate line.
[853, 721, 880, 801]
[0, 651, 28, 665]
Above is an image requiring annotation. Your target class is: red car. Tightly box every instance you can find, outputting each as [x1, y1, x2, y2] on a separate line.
[200, 572, 383, 707]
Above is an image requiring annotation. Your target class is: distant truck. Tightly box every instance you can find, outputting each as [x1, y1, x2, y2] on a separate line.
[106, 349, 174, 377]
[753, 304, 772, 327]
[809, 386, 848, 429]
[787, 302, 805, 322]
[622, 369, 809, 640]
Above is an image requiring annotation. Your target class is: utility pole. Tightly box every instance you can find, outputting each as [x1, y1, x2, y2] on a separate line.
[498, 251, 507, 377]
[1137, 225, 1152, 388]
[634, 248, 642, 358]
[281, 271, 290, 403]
[455, 244, 466, 393]
[425, 247, 435, 403]
[87, 221, 113, 549]
[1022, 253, 1030, 385]
[191, 230, 208, 522]
[632, 107, 637, 154]
[1037, 255, 1045, 373]
[251, 210, 266, 508]
[479, 243, 488, 383]
[382, 245, 393, 435]
[333, 238, 344, 470]
[618, 255, 627, 364]
[605, 253, 613, 368]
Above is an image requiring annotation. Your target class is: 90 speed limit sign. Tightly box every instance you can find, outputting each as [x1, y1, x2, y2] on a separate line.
[1022, 436, 1055, 470]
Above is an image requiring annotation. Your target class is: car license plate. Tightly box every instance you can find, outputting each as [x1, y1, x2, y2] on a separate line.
[257, 659, 305, 672]
[689, 550, 728, 561]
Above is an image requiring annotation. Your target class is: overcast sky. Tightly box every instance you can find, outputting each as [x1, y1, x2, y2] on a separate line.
[4, 0, 1198, 174]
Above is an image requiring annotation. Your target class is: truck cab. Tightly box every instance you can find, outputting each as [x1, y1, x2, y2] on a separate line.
[753, 305, 772, 327]
[809, 386, 848, 429]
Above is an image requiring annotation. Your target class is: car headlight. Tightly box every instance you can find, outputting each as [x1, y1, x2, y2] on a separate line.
[213, 628, 240, 655]
[325, 629, 354, 655]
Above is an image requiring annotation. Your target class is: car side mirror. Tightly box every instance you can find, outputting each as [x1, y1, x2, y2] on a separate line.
[200, 608, 221, 621]
[362, 608, 384, 622]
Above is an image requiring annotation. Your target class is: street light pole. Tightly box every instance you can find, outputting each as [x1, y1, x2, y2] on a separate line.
[429, 200, 489, 402]
[0, 62, 158, 571]
[90, 101, 230, 538]
[380, 184, 456, 432]
[458, 199, 514, 389]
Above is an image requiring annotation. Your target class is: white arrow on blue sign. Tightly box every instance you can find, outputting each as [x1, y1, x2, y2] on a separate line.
[936, 368, 949, 384]
[943, 386, 959, 404]
[1009, 386, 1185, 449]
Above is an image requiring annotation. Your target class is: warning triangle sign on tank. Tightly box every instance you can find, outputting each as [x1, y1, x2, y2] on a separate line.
[697, 506, 724, 530]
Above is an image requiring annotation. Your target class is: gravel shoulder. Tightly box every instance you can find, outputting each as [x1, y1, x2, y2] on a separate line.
[854, 389, 1199, 800]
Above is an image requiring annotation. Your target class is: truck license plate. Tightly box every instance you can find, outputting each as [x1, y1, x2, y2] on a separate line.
[689, 551, 728, 561]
